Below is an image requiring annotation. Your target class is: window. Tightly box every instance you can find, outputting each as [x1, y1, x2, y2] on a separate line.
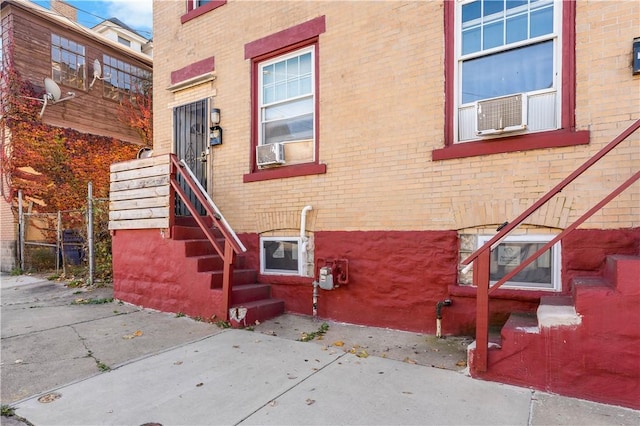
[102, 55, 151, 101]
[117, 36, 131, 47]
[259, 47, 314, 149]
[260, 237, 302, 275]
[477, 234, 561, 291]
[243, 16, 327, 182]
[458, 0, 558, 141]
[434, 1, 589, 160]
[181, 0, 226, 24]
[51, 34, 85, 89]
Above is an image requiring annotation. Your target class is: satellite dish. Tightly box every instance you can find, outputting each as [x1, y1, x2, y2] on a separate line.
[137, 147, 153, 159]
[44, 78, 61, 102]
[39, 78, 76, 118]
[90, 59, 103, 88]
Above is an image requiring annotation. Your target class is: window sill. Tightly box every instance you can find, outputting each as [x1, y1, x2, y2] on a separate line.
[243, 163, 327, 183]
[432, 129, 590, 161]
[181, 1, 226, 24]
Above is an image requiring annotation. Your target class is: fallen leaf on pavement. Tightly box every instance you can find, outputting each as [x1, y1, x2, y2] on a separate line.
[306, 398, 315, 405]
[332, 341, 344, 347]
[122, 330, 143, 339]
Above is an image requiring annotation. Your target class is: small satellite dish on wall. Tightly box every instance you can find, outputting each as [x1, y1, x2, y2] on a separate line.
[90, 59, 105, 88]
[39, 78, 75, 118]
[137, 147, 153, 159]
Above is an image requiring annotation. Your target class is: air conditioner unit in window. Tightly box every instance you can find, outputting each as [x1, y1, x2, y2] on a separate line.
[475, 93, 527, 136]
[256, 142, 285, 168]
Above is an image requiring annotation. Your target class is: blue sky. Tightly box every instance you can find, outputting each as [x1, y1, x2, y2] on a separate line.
[31, 0, 153, 38]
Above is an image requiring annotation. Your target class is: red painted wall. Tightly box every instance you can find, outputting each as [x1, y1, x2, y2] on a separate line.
[562, 228, 640, 285]
[240, 230, 460, 333]
[113, 227, 638, 337]
[112, 229, 226, 320]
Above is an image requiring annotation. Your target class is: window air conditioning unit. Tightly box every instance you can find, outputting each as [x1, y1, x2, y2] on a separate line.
[256, 142, 285, 168]
[475, 93, 527, 136]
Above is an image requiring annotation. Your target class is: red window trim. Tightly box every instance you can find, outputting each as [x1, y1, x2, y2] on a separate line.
[181, 0, 226, 24]
[435, 0, 588, 161]
[243, 16, 327, 183]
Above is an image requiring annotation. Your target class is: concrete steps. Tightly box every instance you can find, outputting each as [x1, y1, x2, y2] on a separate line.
[470, 254, 640, 409]
[172, 219, 284, 327]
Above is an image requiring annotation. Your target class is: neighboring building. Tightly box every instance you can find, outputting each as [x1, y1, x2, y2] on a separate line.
[110, 0, 639, 408]
[92, 17, 153, 58]
[0, 0, 153, 272]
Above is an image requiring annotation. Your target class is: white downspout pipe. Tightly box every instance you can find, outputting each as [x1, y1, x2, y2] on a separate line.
[300, 205, 313, 276]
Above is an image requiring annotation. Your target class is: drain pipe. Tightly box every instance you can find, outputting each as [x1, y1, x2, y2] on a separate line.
[300, 205, 313, 276]
[436, 299, 452, 338]
[312, 280, 319, 321]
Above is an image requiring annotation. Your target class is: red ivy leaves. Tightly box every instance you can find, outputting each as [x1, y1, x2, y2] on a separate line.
[116, 87, 153, 147]
[2, 66, 139, 210]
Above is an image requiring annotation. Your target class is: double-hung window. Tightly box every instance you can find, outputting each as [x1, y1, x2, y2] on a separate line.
[243, 16, 326, 182]
[434, 1, 588, 160]
[259, 47, 315, 156]
[457, 0, 559, 141]
[51, 34, 85, 90]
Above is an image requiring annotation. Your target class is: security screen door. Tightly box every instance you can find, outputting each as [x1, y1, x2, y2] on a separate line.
[173, 99, 208, 216]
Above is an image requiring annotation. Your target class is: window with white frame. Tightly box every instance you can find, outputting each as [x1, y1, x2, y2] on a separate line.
[51, 34, 85, 89]
[478, 234, 560, 291]
[260, 237, 302, 275]
[258, 46, 315, 160]
[456, 0, 561, 142]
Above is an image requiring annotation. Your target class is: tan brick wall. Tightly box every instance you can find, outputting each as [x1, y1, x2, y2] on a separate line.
[152, 0, 639, 235]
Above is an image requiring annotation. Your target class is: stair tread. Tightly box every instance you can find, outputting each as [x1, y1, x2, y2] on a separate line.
[231, 297, 284, 308]
[504, 312, 538, 328]
[233, 283, 271, 290]
[537, 302, 581, 328]
[539, 295, 573, 306]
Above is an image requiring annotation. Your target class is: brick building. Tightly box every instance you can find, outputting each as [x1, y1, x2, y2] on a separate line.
[110, 0, 639, 408]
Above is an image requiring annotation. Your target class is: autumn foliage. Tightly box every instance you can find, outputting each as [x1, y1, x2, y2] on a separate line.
[1, 62, 141, 211]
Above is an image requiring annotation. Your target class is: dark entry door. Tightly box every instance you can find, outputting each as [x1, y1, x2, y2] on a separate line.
[173, 99, 208, 215]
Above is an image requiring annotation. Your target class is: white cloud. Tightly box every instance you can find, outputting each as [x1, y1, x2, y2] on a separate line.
[104, 0, 153, 33]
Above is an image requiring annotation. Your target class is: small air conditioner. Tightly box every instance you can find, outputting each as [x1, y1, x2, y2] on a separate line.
[475, 93, 527, 136]
[256, 142, 285, 168]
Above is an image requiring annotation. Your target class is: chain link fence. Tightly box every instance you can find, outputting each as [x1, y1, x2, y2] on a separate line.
[17, 183, 111, 284]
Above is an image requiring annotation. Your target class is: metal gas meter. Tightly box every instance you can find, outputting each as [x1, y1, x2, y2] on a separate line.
[316, 259, 349, 290]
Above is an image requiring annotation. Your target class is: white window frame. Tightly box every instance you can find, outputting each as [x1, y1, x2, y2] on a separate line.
[258, 46, 315, 151]
[478, 234, 561, 291]
[454, 0, 563, 143]
[260, 237, 303, 275]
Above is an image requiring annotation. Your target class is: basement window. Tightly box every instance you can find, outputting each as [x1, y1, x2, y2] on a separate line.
[478, 234, 560, 291]
[260, 237, 302, 275]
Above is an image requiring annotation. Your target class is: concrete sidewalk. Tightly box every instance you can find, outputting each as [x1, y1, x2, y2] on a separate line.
[2, 274, 639, 425]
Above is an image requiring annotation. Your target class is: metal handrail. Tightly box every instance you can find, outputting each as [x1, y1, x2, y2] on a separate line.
[168, 154, 246, 320]
[178, 159, 247, 253]
[462, 118, 640, 373]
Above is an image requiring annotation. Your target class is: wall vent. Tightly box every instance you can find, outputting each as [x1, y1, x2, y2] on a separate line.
[476, 94, 527, 136]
